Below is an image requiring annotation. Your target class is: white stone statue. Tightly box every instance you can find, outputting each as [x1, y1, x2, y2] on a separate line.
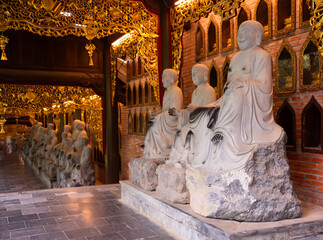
[167, 64, 216, 167]
[59, 120, 88, 188]
[141, 69, 183, 158]
[66, 136, 95, 187]
[185, 21, 301, 221]
[203, 20, 282, 170]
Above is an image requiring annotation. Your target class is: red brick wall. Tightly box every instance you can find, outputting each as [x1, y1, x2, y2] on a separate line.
[179, 0, 323, 205]
[119, 73, 160, 180]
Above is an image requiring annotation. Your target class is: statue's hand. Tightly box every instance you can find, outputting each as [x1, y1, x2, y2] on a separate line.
[187, 104, 198, 112]
[168, 107, 180, 117]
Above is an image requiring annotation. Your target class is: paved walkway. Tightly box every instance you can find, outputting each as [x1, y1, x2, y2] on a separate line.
[0, 152, 176, 240]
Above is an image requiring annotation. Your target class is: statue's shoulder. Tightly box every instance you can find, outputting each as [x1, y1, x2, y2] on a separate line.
[253, 46, 270, 58]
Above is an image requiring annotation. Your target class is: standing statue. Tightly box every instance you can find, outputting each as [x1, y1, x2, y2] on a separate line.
[185, 21, 302, 221]
[141, 69, 183, 158]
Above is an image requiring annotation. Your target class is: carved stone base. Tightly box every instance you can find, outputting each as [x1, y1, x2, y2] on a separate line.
[129, 157, 167, 191]
[186, 134, 303, 221]
[156, 164, 190, 204]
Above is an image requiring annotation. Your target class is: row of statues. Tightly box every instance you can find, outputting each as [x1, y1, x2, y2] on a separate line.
[22, 119, 95, 188]
[130, 21, 302, 222]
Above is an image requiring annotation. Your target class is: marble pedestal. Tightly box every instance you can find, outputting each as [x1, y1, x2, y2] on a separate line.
[129, 157, 167, 191]
[121, 181, 323, 240]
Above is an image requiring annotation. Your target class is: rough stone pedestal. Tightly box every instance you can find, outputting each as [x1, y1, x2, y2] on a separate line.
[156, 163, 189, 204]
[186, 134, 303, 221]
[129, 157, 166, 191]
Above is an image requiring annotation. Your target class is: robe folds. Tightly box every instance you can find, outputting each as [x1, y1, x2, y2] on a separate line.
[206, 46, 282, 170]
[143, 85, 183, 158]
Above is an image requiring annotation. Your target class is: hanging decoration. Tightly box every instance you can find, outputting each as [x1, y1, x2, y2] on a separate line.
[170, 0, 244, 78]
[0, 0, 159, 103]
[307, 0, 323, 56]
[0, 35, 8, 60]
[85, 42, 96, 66]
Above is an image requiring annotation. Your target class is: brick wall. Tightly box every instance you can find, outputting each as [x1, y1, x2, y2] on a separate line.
[179, 0, 323, 205]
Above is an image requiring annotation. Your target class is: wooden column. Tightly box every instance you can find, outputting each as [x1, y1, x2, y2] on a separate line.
[103, 37, 121, 184]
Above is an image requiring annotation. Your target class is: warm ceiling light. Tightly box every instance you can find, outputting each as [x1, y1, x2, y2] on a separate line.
[175, 0, 189, 6]
[112, 32, 133, 46]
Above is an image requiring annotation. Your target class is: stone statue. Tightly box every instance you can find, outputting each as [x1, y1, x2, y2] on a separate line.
[185, 21, 302, 221]
[66, 136, 95, 187]
[41, 126, 58, 179]
[129, 69, 183, 191]
[204, 21, 282, 170]
[155, 64, 216, 203]
[142, 69, 183, 158]
[167, 63, 216, 167]
[59, 120, 88, 188]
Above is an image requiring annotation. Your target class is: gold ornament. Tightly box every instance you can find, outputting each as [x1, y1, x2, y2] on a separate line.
[307, 0, 323, 56]
[0, 117, 6, 133]
[0, 35, 8, 60]
[0, 0, 159, 102]
[85, 42, 96, 66]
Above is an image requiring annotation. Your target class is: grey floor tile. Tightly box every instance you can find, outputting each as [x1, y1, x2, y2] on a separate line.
[44, 221, 78, 233]
[25, 218, 57, 227]
[8, 213, 39, 223]
[30, 231, 68, 240]
[10, 226, 46, 238]
[96, 223, 131, 235]
[118, 228, 157, 240]
[0, 153, 176, 240]
[86, 233, 124, 240]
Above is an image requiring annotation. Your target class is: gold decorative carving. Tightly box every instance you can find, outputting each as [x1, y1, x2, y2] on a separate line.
[0, 35, 8, 60]
[299, 34, 323, 91]
[300, 0, 311, 28]
[308, 0, 323, 57]
[85, 42, 96, 66]
[0, 0, 159, 101]
[274, 40, 296, 94]
[0, 84, 103, 151]
[170, 0, 244, 79]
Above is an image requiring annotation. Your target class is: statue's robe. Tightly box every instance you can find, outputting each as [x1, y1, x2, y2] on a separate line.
[207, 46, 282, 170]
[143, 85, 183, 158]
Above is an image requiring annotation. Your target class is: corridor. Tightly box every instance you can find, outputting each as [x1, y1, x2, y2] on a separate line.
[0, 152, 176, 240]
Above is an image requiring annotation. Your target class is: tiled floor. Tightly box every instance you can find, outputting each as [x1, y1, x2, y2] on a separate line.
[0, 152, 177, 240]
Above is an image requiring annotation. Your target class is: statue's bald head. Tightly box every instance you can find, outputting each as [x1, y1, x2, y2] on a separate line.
[239, 20, 264, 47]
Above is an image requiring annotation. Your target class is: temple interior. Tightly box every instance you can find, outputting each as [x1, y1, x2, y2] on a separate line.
[0, 0, 323, 239]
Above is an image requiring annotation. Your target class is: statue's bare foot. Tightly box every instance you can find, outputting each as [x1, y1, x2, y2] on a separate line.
[212, 133, 223, 144]
[140, 145, 145, 151]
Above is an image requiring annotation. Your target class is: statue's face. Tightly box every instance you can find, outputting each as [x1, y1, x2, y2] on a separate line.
[237, 23, 258, 51]
[162, 70, 175, 89]
[192, 67, 205, 86]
